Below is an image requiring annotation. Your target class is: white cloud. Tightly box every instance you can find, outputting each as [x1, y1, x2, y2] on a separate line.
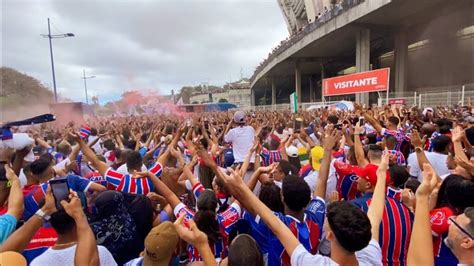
[2, 0, 288, 103]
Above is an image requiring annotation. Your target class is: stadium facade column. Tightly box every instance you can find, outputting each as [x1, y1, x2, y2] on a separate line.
[320, 64, 325, 102]
[355, 28, 370, 105]
[295, 61, 302, 104]
[394, 31, 408, 94]
[271, 78, 277, 109]
[251, 88, 256, 107]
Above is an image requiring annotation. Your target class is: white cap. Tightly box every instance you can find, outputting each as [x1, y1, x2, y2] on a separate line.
[233, 111, 246, 124]
[0, 133, 34, 150]
[286, 146, 299, 158]
[422, 107, 434, 116]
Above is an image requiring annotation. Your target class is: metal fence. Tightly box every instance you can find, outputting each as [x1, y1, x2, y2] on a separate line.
[378, 84, 474, 107]
[234, 85, 474, 111]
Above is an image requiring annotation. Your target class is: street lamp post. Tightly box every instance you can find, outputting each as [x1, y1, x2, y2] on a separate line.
[42, 18, 75, 103]
[81, 70, 96, 105]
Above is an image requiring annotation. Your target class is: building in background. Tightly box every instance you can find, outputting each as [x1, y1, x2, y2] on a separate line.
[251, 0, 473, 107]
[189, 78, 251, 108]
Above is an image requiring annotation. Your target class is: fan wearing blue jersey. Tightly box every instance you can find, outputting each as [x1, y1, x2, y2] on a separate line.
[72, 131, 171, 195]
[352, 124, 414, 266]
[239, 127, 340, 266]
[22, 155, 106, 221]
[140, 159, 242, 263]
[215, 128, 388, 266]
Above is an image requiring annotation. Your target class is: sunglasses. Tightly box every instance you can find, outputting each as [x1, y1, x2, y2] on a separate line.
[449, 217, 473, 240]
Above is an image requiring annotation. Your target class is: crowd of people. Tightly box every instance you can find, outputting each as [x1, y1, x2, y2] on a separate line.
[252, 0, 364, 80]
[0, 103, 473, 266]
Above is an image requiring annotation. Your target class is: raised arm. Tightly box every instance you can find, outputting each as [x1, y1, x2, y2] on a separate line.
[343, 123, 354, 147]
[314, 127, 340, 199]
[133, 131, 142, 151]
[4, 165, 24, 220]
[354, 122, 369, 167]
[366, 152, 389, 242]
[246, 164, 276, 192]
[11, 147, 30, 176]
[174, 216, 217, 266]
[452, 126, 470, 162]
[410, 130, 432, 172]
[0, 185, 56, 253]
[280, 135, 290, 161]
[407, 163, 438, 266]
[114, 132, 125, 150]
[87, 135, 102, 149]
[299, 127, 316, 148]
[239, 139, 258, 177]
[68, 144, 81, 164]
[35, 136, 52, 150]
[145, 171, 181, 209]
[143, 129, 155, 149]
[363, 112, 384, 134]
[72, 133, 109, 176]
[220, 168, 301, 256]
[60, 191, 100, 266]
[142, 141, 162, 165]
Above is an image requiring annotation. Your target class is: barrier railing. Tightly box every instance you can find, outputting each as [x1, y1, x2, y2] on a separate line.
[378, 84, 474, 107]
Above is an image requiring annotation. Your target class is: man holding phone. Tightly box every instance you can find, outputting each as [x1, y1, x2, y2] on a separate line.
[1, 186, 117, 266]
[23, 156, 106, 220]
[49, 178, 70, 210]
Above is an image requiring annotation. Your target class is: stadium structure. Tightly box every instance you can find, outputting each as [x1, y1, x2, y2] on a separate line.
[250, 0, 473, 106]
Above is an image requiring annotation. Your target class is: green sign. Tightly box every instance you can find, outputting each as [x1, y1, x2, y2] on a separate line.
[290, 92, 298, 113]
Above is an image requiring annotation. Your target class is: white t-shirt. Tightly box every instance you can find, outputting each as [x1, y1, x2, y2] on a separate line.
[19, 168, 28, 188]
[224, 126, 255, 163]
[116, 163, 148, 175]
[407, 151, 449, 181]
[30, 244, 117, 266]
[303, 159, 337, 201]
[53, 157, 70, 173]
[88, 136, 103, 155]
[309, 133, 321, 146]
[291, 239, 382, 266]
[52, 158, 94, 177]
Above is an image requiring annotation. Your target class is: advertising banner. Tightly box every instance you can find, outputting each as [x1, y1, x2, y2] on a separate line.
[388, 98, 406, 105]
[323, 68, 390, 96]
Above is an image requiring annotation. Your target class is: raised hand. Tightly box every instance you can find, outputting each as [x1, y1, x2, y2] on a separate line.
[132, 170, 150, 179]
[417, 163, 439, 197]
[451, 126, 465, 143]
[42, 185, 57, 215]
[455, 154, 474, 175]
[60, 190, 84, 220]
[64, 160, 78, 173]
[249, 137, 260, 153]
[259, 162, 278, 173]
[169, 146, 183, 159]
[322, 126, 341, 151]
[378, 150, 390, 173]
[4, 164, 19, 181]
[174, 215, 208, 247]
[354, 121, 363, 135]
[410, 129, 426, 148]
[329, 191, 340, 203]
[68, 131, 81, 142]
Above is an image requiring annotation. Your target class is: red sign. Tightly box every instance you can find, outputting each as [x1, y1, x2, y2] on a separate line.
[323, 68, 390, 96]
[388, 99, 406, 105]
